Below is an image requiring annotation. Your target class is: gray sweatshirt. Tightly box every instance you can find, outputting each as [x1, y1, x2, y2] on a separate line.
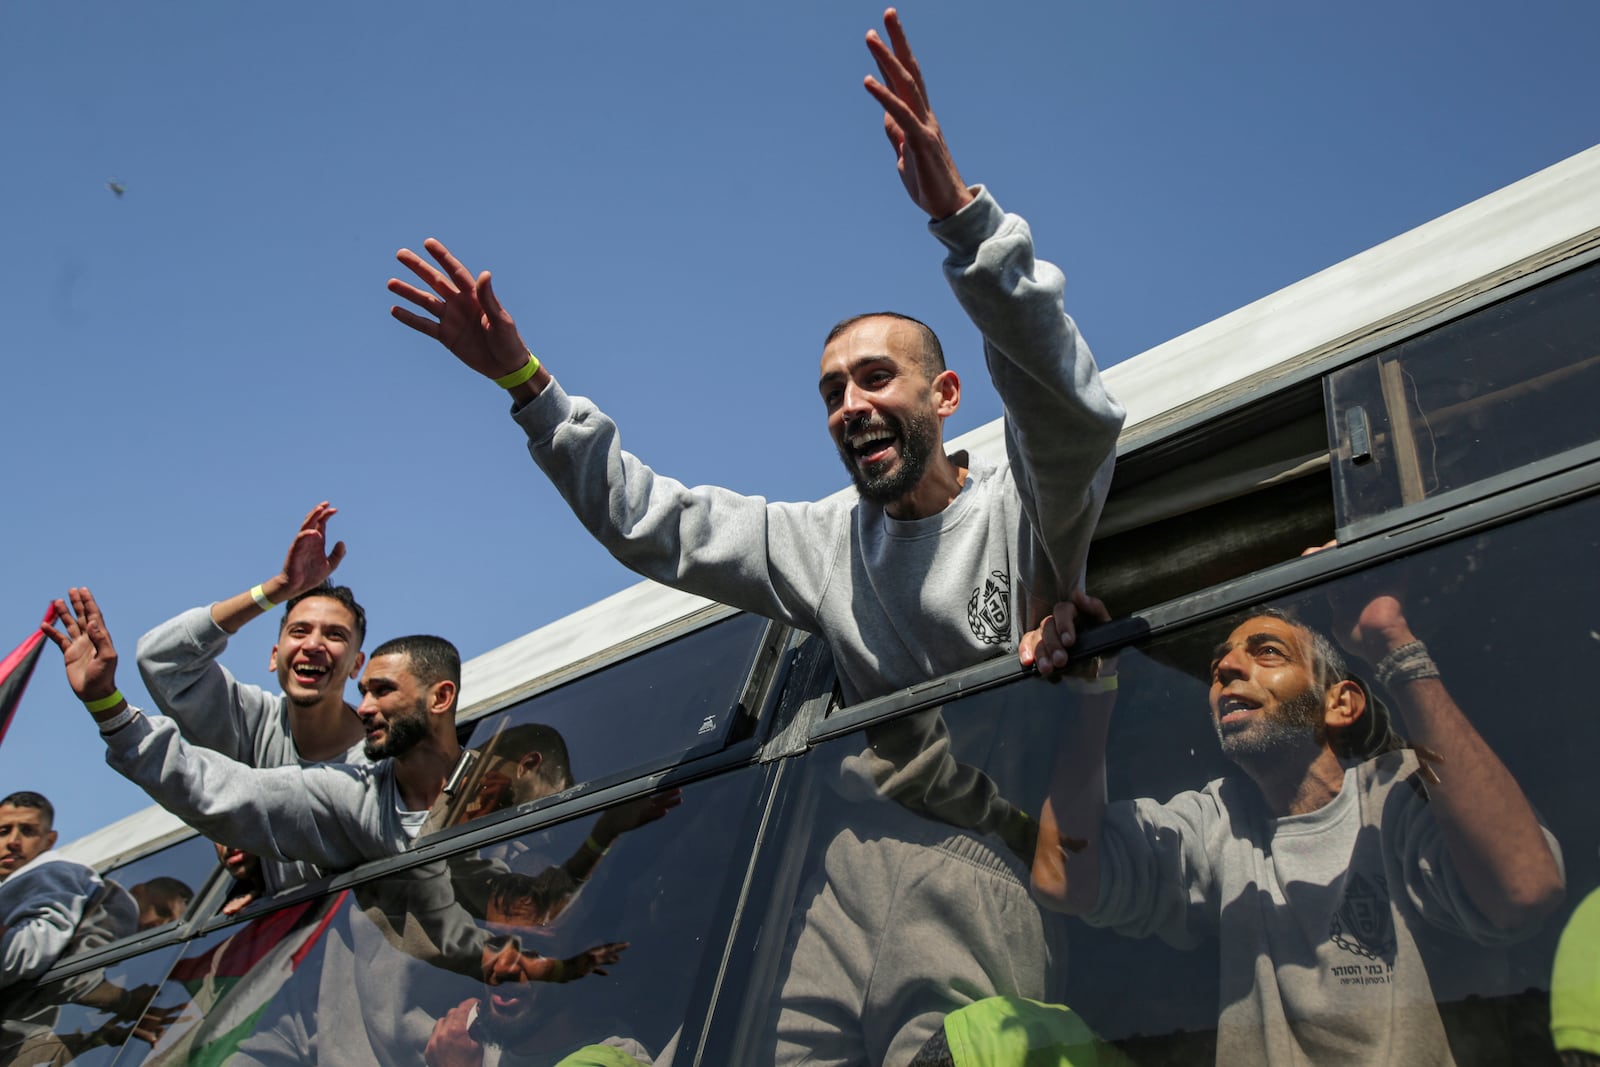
[512, 186, 1123, 705]
[0, 851, 115, 989]
[103, 711, 412, 872]
[136, 606, 370, 892]
[1087, 751, 1562, 1066]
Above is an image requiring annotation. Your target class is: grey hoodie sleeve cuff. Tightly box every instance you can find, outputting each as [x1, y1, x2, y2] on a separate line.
[929, 184, 1005, 257]
[510, 379, 575, 447]
[101, 708, 155, 755]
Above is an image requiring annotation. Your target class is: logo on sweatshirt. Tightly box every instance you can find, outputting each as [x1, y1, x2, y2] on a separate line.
[967, 571, 1011, 645]
[1329, 871, 1396, 961]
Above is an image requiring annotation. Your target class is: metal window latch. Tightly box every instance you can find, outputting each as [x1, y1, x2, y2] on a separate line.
[1346, 406, 1373, 464]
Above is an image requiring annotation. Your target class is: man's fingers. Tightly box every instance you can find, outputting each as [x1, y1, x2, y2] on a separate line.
[423, 237, 480, 296]
[881, 8, 929, 102]
[388, 277, 447, 317]
[327, 540, 347, 572]
[39, 616, 68, 651]
[391, 306, 443, 339]
[395, 248, 459, 301]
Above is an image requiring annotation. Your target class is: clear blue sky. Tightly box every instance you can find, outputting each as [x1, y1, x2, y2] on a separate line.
[3, 1, 1597, 843]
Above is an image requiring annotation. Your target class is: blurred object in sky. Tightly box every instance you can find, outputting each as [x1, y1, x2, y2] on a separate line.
[105, 179, 125, 198]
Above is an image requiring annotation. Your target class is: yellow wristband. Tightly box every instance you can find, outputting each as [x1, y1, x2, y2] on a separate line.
[250, 584, 276, 611]
[84, 690, 125, 714]
[493, 353, 541, 389]
[583, 835, 610, 856]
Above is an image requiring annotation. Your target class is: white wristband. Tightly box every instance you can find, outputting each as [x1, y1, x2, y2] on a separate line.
[97, 705, 141, 736]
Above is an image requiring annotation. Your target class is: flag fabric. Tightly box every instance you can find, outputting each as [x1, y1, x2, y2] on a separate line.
[0, 605, 58, 751]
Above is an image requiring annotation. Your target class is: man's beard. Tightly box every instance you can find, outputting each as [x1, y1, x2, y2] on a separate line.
[1216, 689, 1324, 766]
[837, 408, 938, 505]
[365, 707, 430, 760]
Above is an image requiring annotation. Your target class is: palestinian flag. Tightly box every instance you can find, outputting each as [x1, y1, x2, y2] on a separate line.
[144, 890, 349, 1066]
[0, 604, 58, 750]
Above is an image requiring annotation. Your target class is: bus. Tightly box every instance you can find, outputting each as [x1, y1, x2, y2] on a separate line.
[6, 141, 1599, 1066]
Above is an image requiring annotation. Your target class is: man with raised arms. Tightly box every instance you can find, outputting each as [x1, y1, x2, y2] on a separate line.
[136, 502, 369, 894]
[1029, 591, 1565, 1065]
[387, 9, 1124, 707]
[47, 588, 465, 873]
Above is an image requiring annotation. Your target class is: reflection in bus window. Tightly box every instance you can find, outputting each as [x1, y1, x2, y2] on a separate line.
[723, 492, 1597, 1065]
[0, 939, 187, 1067]
[434, 614, 767, 834]
[121, 770, 760, 1066]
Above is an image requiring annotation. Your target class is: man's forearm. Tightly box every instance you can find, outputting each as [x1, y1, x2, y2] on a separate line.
[1384, 646, 1564, 929]
[1032, 700, 1113, 914]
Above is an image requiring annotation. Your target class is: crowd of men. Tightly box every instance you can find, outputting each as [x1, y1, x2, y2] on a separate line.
[2, 9, 1581, 1066]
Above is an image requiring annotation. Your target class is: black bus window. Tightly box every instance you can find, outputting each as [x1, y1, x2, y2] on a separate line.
[1328, 258, 1600, 534]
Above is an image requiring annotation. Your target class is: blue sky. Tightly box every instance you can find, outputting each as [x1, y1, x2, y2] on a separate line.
[3, 1, 1597, 843]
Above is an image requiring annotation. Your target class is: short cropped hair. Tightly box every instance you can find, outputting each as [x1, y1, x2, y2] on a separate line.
[825, 312, 946, 381]
[494, 722, 574, 793]
[0, 791, 54, 828]
[135, 876, 194, 910]
[281, 583, 368, 648]
[487, 870, 569, 923]
[370, 634, 461, 695]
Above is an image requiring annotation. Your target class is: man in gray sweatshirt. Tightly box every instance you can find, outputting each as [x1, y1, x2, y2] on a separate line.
[46, 587, 466, 874]
[386, 9, 1125, 1062]
[386, 12, 1124, 708]
[135, 502, 371, 896]
[1031, 594, 1566, 1065]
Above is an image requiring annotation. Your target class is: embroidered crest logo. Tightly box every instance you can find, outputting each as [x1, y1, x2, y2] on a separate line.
[967, 571, 1010, 645]
[1329, 871, 1396, 961]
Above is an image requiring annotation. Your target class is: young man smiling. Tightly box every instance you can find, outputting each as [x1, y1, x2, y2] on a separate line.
[136, 502, 369, 893]
[48, 589, 465, 872]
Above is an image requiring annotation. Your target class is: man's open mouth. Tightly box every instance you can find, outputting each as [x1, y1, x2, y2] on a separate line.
[847, 427, 898, 468]
[1215, 695, 1260, 728]
[292, 663, 330, 685]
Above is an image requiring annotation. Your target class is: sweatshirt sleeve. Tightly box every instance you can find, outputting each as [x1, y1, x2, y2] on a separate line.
[511, 382, 845, 632]
[1086, 791, 1220, 949]
[932, 186, 1125, 602]
[103, 711, 392, 872]
[0, 860, 100, 987]
[136, 606, 279, 764]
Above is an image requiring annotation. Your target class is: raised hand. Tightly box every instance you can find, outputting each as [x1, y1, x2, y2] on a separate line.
[563, 940, 629, 980]
[41, 587, 121, 705]
[590, 788, 683, 845]
[863, 8, 973, 221]
[280, 502, 346, 598]
[389, 240, 533, 382]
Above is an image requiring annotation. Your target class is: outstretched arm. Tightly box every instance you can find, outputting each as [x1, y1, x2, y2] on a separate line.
[389, 240, 552, 406]
[865, 12, 1123, 605]
[1334, 590, 1564, 930]
[45, 590, 390, 871]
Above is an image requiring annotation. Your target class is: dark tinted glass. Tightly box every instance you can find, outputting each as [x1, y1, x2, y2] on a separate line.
[435, 614, 767, 832]
[88, 836, 218, 942]
[117, 769, 763, 1065]
[718, 494, 1597, 1064]
[0, 940, 185, 1066]
[1328, 259, 1600, 533]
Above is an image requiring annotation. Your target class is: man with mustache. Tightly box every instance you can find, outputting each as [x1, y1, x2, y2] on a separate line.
[136, 502, 370, 894]
[1031, 592, 1566, 1065]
